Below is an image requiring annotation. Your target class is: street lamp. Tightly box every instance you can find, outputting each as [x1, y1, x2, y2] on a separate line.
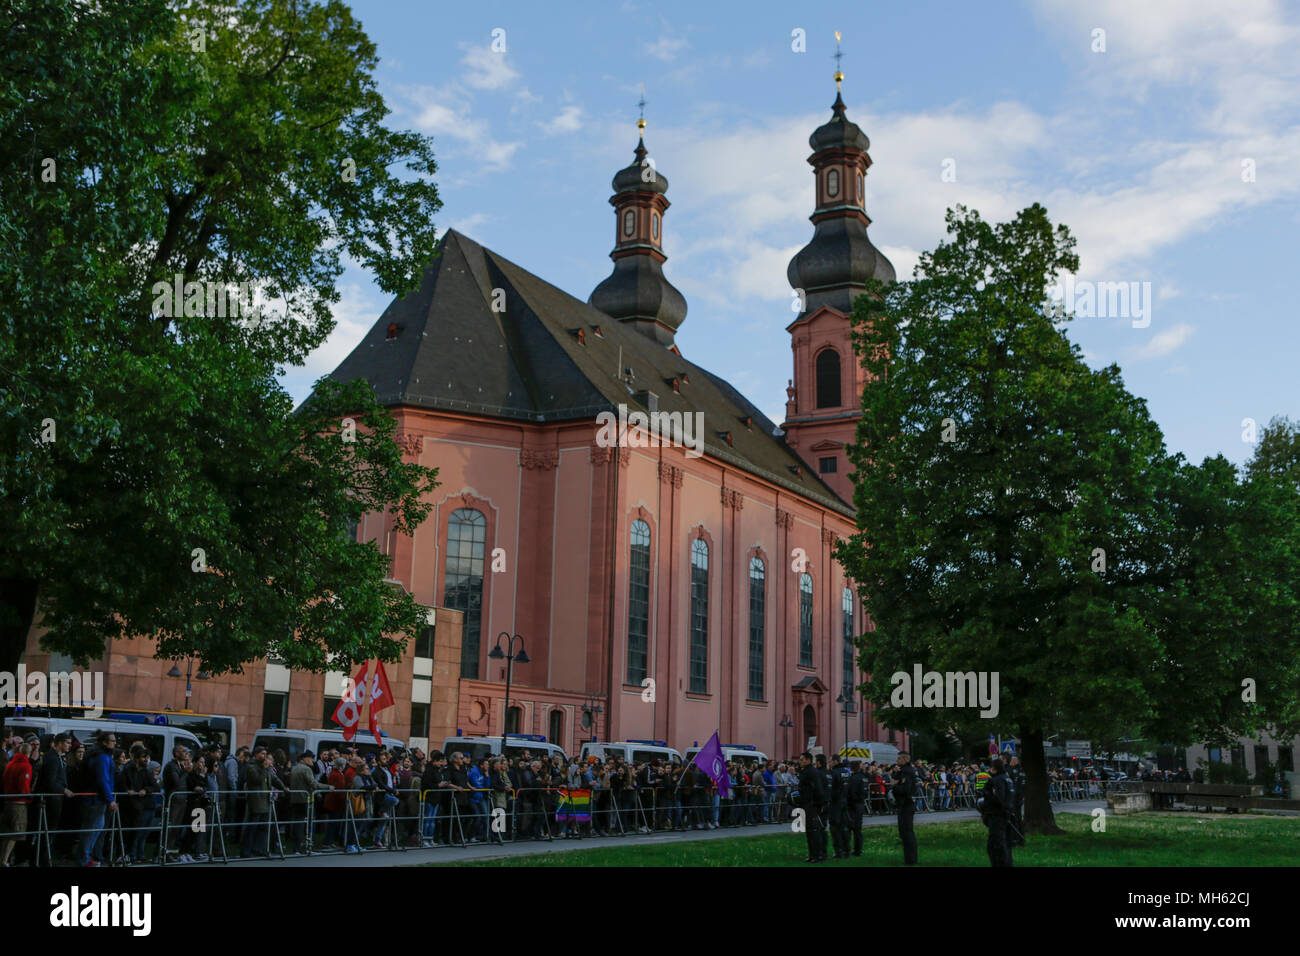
[779, 714, 794, 760]
[581, 696, 604, 744]
[166, 657, 210, 711]
[836, 690, 855, 758]
[488, 632, 529, 750]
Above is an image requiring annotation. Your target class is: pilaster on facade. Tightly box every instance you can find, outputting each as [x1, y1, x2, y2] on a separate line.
[720, 487, 744, 512]
[591, 445, 631, 467]
[658, 461, 683, 487]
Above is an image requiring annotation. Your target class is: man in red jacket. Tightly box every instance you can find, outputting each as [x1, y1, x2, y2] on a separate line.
[1, 740, 35, 866]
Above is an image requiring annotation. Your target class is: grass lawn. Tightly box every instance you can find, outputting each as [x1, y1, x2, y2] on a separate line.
[434, 812, 1300, 867]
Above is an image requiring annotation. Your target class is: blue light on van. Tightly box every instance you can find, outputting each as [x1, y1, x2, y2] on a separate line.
[627, 739, 668, 747]
[724, 744, 757, 750]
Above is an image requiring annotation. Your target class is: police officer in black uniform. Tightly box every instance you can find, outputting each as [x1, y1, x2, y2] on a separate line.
[846, 760, 867, 857]
[891, 752, 919, 865]
[1006, 754, 1027, 847]
[828, 755, 852, 859]
[980, 757, 1014, 867]
[796, 752, 827, 863]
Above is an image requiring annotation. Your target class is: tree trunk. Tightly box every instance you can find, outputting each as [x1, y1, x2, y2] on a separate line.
[1020, 726, 1065, 835]
[0, 576, 39, 684]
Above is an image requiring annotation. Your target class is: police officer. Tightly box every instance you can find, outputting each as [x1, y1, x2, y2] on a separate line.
[796, 752, 827, 863]
[846, 760, 867, 857]
[828, 755, 852, 859]
[980, 757, 1014, 867]
[1006, 755, 1027, 847]
[891, 752, 919, 865]
[815, 754, 833, 859]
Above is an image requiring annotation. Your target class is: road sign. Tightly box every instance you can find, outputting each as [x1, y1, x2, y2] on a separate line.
[988, 734, 998, 756]
[1001, 741, 1016, 755]
[1066, 740, 1093, 759]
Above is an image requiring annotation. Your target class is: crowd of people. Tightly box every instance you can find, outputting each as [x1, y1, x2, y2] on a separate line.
[2, 728, 1102, 867]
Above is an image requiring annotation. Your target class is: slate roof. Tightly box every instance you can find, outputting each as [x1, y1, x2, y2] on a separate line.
[322, 230, 854, 516]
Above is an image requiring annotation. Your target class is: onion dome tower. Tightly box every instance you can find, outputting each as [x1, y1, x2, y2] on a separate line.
[588, 103, 687, 346]
[786, 39, 895, 315]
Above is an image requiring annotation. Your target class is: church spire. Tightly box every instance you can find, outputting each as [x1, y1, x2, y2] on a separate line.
[588, 93, 687, 346]
[786, 33, 895, 316]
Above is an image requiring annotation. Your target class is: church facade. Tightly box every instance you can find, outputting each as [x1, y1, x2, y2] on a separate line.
[327, 82, 900, 758]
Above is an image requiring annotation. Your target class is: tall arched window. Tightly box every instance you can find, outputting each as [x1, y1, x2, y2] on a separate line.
[627, 519, 651, 685]
[799, 572, 814, 667]
[548, 709, 564, 745]
[857, 171, 865, 207]
[444, 508, 486, 679]
[803, 704, 817, 741]
[816, 348, 841, 408]
[747, 557, 766, 701]
[623, 209, 636, 237]
[842, 587, 855, 703]
[826, 168, 840, 198]
[689, 538, 710, 694]
[652, 213, 660, 240]
[505, 705, 522, 735]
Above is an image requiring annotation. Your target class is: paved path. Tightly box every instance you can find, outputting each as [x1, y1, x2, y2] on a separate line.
[222, 800, 1106, 868]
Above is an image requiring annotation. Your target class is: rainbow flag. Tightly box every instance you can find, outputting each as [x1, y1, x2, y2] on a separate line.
[556, 787, 591, 822]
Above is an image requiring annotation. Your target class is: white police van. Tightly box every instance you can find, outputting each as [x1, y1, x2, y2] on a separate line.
[682, 743, 768, 769]
[837, 740, 899, 765]
[4, 714, 204, 764]
[580, 740, 683, 766]
[250, 727, 405, 761]
[440, 733, 567, 764]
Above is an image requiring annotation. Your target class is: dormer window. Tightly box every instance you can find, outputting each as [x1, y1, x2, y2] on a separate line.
[623, 209, 635, 237]
[386, 322, 400, 340]
[826, 168, 840, 199]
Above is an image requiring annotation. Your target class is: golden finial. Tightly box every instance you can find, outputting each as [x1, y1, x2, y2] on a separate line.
[834, 31, 844, 88]
[637, 84, 647, 132]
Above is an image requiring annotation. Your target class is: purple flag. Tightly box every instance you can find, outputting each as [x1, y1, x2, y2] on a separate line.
[693, 731, 730, 797]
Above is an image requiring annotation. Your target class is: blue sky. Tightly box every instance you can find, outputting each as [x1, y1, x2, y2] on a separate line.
[283, 0, 1300, 468]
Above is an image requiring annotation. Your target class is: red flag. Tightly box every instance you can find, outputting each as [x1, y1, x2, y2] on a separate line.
[366, 660, 394, 747]
[330, 661, 368, 741]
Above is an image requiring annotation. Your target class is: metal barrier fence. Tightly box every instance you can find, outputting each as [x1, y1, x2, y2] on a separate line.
[0, 776, 1102, 865]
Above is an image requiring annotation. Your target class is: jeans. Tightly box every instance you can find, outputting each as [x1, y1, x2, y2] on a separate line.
[129, 808, 156, 861]
[77, 800, 108, 865]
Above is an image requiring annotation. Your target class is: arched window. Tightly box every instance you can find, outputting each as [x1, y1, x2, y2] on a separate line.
[799, 572, 814, 667]
[627, 519, 651, 685]
[652, 213, 660, 240]
[747, 557, 765, 701]
[444, 508, 486, 679]
[548, 709, 564, 745]
[857, 171, 865, 207]
[623, 209, 636, 237]
[689, 538, 710, 694]
[803, 704, 817, 741]
[826, 168, 839, 198]
[816, 348, 841, 408]
[842, 587, 855, 703]
[505, 705, 522, 736]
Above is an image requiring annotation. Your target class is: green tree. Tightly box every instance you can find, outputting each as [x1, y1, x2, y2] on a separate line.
[837, 204, 1296, 834]
[1, 0, 441, 675]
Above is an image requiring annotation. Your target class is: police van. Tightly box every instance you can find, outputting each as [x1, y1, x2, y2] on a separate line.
[3, 713, 205, 764]
[580, 740, 683, 766]
[837, 740, 899, 766]
[440, 733, 567, 765]
[682, 743, 768, 770]
[250, 727, 405, 761]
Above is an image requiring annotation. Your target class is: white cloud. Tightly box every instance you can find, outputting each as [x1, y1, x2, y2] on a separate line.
[539, 105, 584, 135]
[404, 84, 522, 173]
[459, 42, 520, 91]
[645, 35, 687, 61]
[1135, 322, 1194, 359]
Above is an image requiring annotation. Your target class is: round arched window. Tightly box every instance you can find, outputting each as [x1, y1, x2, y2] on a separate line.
[623, 209, 635, 237]
[652, 213, 660, 240]
[827, 168, 840, 198]
[858, 171, 865, 206]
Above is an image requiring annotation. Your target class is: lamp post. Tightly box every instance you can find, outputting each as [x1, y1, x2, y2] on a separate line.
[166, 657, 210, 711]
[488, 632, 529, 750]
[836, 690, 855, 758]
[581, 696, 604, 744]
[779, 714, 794, 760]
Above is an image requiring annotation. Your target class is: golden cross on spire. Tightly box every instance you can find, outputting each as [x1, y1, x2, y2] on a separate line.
[833, 31, 844, 89]
[637, 83, 647, 132]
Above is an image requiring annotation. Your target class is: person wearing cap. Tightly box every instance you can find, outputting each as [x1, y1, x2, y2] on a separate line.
[287, 750, 332, 853]
[891, 752, 920, 865]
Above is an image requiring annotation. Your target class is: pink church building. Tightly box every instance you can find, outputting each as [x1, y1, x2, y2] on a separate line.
[327, 83, 899, 758]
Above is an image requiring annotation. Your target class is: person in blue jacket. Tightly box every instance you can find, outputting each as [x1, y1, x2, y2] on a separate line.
[78, 731, 119, 867]
[467, 757, 489, 843]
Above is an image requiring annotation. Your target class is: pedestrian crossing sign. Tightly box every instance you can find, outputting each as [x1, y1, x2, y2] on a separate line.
[1001, 741, 1016, 755]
